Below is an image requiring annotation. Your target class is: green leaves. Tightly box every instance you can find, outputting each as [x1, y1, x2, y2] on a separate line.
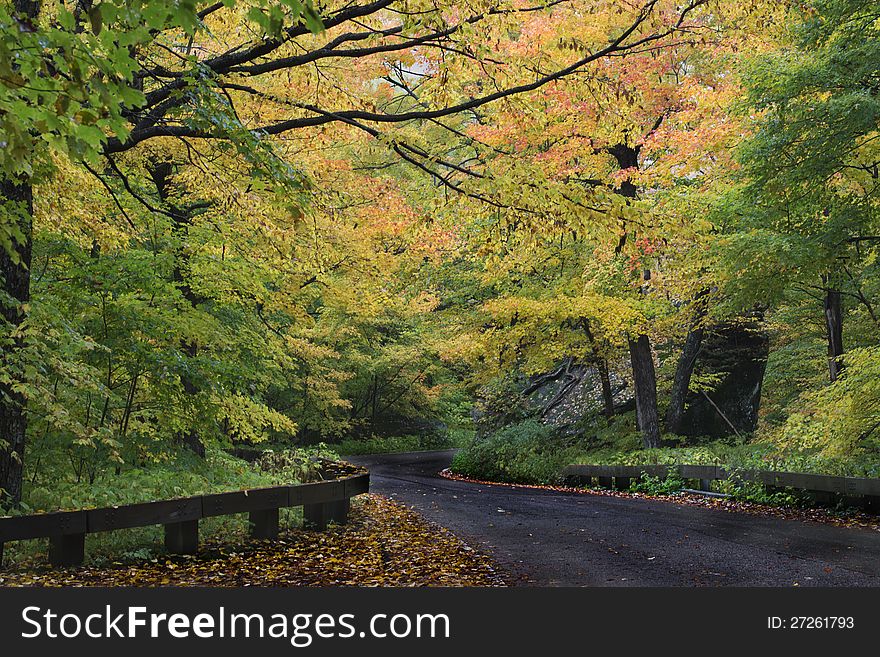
[246, 0, 324, 36]
[0, 1, 201, 178]
[0, 197, 30, 265]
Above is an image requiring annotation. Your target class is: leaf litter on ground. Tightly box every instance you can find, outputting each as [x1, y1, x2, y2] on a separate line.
[0, 495, 506, 587]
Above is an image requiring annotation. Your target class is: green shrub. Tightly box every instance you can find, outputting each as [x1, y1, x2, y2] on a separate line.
[714, 478, 802, 506]
[336, 430, 471, 455]
[451, 419, 581, 484]
[629, 471, 686, 495]
[570, 440, 880, 478]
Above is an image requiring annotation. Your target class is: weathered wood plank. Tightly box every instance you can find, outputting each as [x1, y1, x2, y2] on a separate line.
[201, 486, 288, 517]
[0, 510, 86, 542]
[289, 480, 345, 506]
[679, 465, 718, 480]
[343, 473, 370, 497]
[88, 497, 201, 533]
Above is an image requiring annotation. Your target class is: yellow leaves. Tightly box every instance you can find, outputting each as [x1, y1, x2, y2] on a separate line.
[34, 152, 130, 250]
[408, 290, 441, 313]
[472, 290, 646, 375]
[215, 393, 298, 443]
[438, 329, 484, 363]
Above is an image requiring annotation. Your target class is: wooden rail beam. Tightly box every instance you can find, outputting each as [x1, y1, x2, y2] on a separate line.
[0, 471, 370, 569]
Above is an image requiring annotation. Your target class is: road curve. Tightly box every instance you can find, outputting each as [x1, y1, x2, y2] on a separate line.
[348, 450, 880, 586]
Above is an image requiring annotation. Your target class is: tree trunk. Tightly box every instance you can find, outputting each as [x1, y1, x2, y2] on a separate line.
[597, 358, 615, 418]
[609, 142, 661, 447]
[147, 160, 206, 456]
[665, 291, 709, 434]
[628, 334, 661, 449]
[823, 287, 844, 382]
[580, 321, 614, 418]
[665, 325, 703, 434]
[0, 178, 34, 507]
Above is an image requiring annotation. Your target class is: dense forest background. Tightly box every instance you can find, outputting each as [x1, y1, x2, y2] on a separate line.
[1, 0, 879, 521]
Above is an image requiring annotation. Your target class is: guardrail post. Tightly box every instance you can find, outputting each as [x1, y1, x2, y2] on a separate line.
[48, 533, 85, 567]
[699, 479, 712, 492]
[303, 503, 329, 531]
[303, 499, 350, 530]
[808, 490, 835, 506]
[327, 499, 350, 524]
[597, 476, 613, 489]
[249, 508, 280, 539]
[614, 477, 631, 491]
[164, 520, 199, 554]
[842, 495, 864, 510]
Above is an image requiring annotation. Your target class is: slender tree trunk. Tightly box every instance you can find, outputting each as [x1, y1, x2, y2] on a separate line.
[147, 160, 206, 456]
[0, 178, 34, 507]
[665, 291, 709, 433]
[178, 338, 205, 457]
[371, 374, 379, 431]
[628, 334, 661, 449]
[665, 325, 703, 434]
[580, 320, 615, 418]
[597, 357, 615, 418]
[823, 287, 844, 382]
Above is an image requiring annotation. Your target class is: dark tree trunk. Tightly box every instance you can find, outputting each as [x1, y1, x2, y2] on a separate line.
[178, 339, 205, 458]
[823, 287, 844, 382]
[580, 321, 614, 418]
[0, 178, 34, 507]
[628, 334, 661, 449]
[148, 160, 206, 456]
[675, 319, 769, 438]
[665, 291, 709, 434]
[597, 357, 615, 418]
[665, 325, 703, 434]
[609, 142, 661, 447]
[0, 0, 41, 510]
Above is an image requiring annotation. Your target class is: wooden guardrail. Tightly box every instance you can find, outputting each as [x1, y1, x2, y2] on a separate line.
[562, 464, 880, 511]
[0, 470, 369, 568]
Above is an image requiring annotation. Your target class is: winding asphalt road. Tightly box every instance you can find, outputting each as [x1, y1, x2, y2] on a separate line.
[349, 450, 880, 586]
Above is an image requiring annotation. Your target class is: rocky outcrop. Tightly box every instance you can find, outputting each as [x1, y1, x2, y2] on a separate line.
[676, 321, 770, 438]
[474, 359, 634, 437]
